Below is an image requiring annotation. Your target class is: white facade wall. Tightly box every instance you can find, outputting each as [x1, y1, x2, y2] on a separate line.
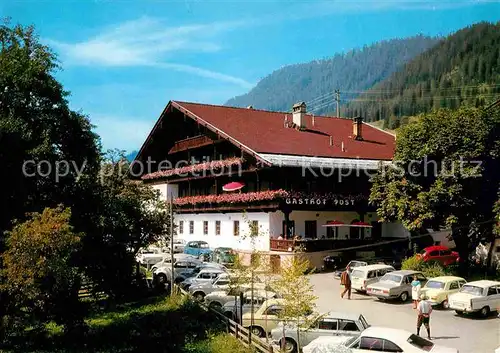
[151, 182, 178, 201]
[175, 212, 270, 251]
[175, 209, 410, 252]
[270, 210, 373, 239]
[381, 222, 410, 238]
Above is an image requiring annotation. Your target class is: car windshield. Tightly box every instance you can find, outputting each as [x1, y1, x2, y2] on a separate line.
[460, 285, 483, 296]
[344, 336, 358, 347]
[420, 249, 428, 255]
[425, 280, 445, 289]
[381, 274, 402, 283]
[359, 315, 369, 329]
[407, 334, 434, 351]
[351, 261, 366, 267]
[351, 270, 364, 278]
[200, 243, 209, 249]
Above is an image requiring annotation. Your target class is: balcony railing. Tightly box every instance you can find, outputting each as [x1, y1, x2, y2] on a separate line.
[270, 238, 379, 252]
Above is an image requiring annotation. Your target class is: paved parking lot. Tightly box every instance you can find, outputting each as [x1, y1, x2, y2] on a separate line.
[309, 272, 499, 353]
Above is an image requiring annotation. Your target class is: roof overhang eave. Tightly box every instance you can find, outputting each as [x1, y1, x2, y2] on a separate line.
[256, 153, 393, 171]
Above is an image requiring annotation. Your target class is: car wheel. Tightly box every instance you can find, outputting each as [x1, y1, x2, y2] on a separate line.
[455, 310, 464, 315]
[223, 311, 234, 320]
[156, 273, 167, 284]
[441, 299, 449, 309]
[209, 302, 222, 310]
[280, 338, 297, 353]
[480, 306, 490, 318]
[400, 291, 409, 302]
[194, 292, 205, 301]
[250, 326, 264, 337]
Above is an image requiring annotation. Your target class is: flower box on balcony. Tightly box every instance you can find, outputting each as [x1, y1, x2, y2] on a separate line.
[142, 157, 243, 181]
[173, 189, 289, 207]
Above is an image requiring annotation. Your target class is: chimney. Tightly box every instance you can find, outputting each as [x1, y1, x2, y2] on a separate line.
[292, 102, 307, 129]
[352, 116, 363, 140]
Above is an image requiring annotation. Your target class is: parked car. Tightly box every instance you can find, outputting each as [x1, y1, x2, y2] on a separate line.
[333, 260, 368, 279]
[366, 270, 427, 302]
[180, 267, 226, 291]
[448, 279, 500, 317]
[350, 264, 395, 293]
[222, 289, 280, 320]
[241, 298, 286, 337]
[333, 326, 458, 352]
[152, 258, 203, 285]
[270, 311, 370, 353]
[172, 238, 186, 253]
[188, 272, 231, 300]
[302, 336, 353, 353]
[135, 247, 170, 266]
[211, 247, 236, 267]
[206, 288, 278, 311]
[150, 253, 197, 272]
[184, 240, 212, 258]
[416, 245, 460, 266]
[322, 254, 346, 272]
[420, 276, 467, 308]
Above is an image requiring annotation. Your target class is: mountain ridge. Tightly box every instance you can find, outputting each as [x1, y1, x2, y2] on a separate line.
[225, 35, 440, 114]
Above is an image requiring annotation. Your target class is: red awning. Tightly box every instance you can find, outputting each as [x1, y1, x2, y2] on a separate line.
[222, 181, 245, 192]
[322, 220, 345, 227]
[350, 221, 373, 228]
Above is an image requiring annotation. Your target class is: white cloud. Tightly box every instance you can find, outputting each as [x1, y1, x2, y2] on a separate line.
[46, 16, 254, 88]
[89, 113, 154, 152]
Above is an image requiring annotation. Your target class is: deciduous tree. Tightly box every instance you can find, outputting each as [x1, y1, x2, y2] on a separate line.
[370, 106, 500, 273]
[1, 206, 83, 333]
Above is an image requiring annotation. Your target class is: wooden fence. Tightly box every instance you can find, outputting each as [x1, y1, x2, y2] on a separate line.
[175, 285, 279, 353]
[78, 278, 106, 300]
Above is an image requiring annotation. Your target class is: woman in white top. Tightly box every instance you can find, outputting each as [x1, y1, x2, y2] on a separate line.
[411, 275, 421, 309]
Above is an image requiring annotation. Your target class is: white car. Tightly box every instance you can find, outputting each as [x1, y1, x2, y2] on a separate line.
[135, 247, 170, 266]
[205, 289, 277, 310]
[302, 336, 353, 353]
[150, 254, 197, 272]
[337, 327, 458, 352]
[181, 267, 227, 290]
[152, 258, 203, 284]
[448, 279, 500, 317]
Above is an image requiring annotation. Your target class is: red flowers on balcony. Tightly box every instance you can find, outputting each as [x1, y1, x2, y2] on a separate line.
[174, 189, 289, 206]
[142, 157, 243, 180]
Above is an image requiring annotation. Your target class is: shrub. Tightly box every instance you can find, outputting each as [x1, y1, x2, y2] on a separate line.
[401, 255, 452, 278]
[183, 333, 253, 353]
[0, 206, 85, 334]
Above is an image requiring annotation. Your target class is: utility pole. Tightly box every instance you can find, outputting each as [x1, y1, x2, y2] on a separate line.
[169, 195, 175, 295]
[335, 89, 340, 118]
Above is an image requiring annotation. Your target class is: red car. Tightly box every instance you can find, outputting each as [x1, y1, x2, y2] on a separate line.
[417, 245, 460, 266]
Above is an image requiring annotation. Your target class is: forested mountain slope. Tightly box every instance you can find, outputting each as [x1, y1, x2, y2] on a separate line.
[345, 21, 500, 128]
[225, 36, 439, 114]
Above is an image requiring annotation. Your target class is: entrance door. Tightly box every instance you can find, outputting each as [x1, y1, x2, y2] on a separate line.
[305, 220, 317, 239]
[282, 220, 295, 238]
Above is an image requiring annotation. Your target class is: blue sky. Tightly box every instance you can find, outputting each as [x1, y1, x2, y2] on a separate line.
[2, 0, 500, 152]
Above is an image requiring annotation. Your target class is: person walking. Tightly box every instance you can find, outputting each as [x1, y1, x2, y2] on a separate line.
[340, 265, 352, 300]
[411, 275, 422, 309]
[417, 294, 432, 339]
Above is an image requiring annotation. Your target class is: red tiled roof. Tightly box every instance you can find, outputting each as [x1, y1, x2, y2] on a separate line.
[170, 101, 395, 160]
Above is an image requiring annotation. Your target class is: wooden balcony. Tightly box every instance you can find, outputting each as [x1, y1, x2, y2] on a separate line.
[270, 238, 380, 252]
[168, 135, 219, 154]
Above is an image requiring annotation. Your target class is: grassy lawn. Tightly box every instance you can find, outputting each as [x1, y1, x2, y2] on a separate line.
[1, 294, 250, 353]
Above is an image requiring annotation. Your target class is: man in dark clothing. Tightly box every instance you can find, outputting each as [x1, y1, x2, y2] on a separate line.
[340, 265, 351, 299]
